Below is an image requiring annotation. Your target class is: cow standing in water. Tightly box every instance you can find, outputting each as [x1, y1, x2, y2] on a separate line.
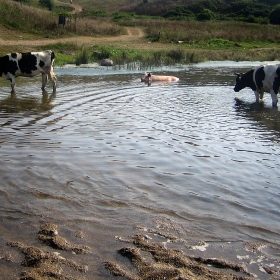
[0, 50, 57, 93]
[234, 64, 280, 107]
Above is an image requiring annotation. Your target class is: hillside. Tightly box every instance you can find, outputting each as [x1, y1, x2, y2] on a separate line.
[58, 0, 197, 14]
[58, 0, 279, 18]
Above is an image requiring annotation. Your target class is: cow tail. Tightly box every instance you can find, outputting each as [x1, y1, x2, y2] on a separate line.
[49, 51, 57, 83]
[51, 51, 55, 61]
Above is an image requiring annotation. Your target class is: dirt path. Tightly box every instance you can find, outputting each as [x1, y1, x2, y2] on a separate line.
[70, 2, 83, 14]
[0, 25, 147, 50]
[55, 0, 82, 14]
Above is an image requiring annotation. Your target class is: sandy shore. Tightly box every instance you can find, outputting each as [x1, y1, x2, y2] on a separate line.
[2, 220, 261, 280]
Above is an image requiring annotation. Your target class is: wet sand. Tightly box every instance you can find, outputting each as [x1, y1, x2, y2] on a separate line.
[1, 219, 279, 279]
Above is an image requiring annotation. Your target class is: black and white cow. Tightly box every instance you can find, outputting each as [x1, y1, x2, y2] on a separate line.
[0, 50, 56, 93]
[234, 64, 280, 107]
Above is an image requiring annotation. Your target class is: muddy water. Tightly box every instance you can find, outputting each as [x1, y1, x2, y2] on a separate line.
[0, 61, 280, 279]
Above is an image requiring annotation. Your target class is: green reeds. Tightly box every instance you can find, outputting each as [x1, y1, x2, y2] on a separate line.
[75, 48, 89, 65]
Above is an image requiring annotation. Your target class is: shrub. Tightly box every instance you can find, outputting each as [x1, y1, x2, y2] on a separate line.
[153, 51, 163, 64]
[97, 47, 112, 59]
[167, 49, 185, 62]
[197, 8, 214, 21]
[206, 38, 231, 47]
[163, 5, 194, 19]
[82, 10, 108, 18]
[39, 0, 54, 10]
[270, 5, 280, 25]
[75, 49, 89, 65]
[186, 52, 196, 63]
[112, 12, 136, 21]
[246, 15, 257, 23]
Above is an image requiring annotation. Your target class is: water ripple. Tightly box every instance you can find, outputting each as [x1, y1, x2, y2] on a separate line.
[1, 65, 280, 272]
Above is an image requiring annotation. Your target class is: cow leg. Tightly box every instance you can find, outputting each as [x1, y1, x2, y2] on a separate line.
[9, 77, 16, 93]
[259, 92, 264, 100]
[272, 76, 280, 107]
[41, 73, 48, 90]
[254, 91, 260, 103]
[270, 91, 278, 107]
[48, 71, 57, 92]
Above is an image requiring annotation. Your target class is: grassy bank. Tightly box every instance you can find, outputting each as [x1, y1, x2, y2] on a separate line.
[1, 37, 279, 67]
[47, 42, 279, 67]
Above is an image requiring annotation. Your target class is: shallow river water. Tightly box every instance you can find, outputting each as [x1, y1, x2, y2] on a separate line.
[0, 61, 280, 279]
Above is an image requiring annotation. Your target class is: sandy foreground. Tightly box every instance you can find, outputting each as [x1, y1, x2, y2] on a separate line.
[2, 219, 265, 280]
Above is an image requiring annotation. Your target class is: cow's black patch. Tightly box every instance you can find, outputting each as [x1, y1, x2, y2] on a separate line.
[18, 52, 37, 74]
[0, 55, 19, 76]
[255, 66, 265, 90]
[39, 60, 45, 68]
[11, 53, 17, 59]
[276, 66, 280, 77]
[273, 67, 280, 95]
[234, 69, 256, 92]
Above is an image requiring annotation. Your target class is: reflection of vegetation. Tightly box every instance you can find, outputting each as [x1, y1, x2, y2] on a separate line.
[0, 92, 55, 113]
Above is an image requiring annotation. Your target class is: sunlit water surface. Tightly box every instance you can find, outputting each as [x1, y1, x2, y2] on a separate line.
[0, 61, 280, 279]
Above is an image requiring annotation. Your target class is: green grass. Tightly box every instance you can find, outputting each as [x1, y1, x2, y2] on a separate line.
[139, 20, 280, 45]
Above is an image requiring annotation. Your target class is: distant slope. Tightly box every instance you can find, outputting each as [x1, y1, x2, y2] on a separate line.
[57, 0, 279, 18]
[58, 0, 197, 14]
[127, 0, 197, 16]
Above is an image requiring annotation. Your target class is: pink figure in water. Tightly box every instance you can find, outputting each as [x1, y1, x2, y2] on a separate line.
[141, 72, 179, 86]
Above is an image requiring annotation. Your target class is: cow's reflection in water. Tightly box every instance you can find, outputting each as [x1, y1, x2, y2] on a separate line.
[42, 90, 56, 109]
[234, 97, 280, 140]
[0, 90, 56, 113]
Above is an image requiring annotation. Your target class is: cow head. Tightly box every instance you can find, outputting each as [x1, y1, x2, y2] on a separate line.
[141, 72, 151, 82]
[234, 73, 245, 92]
